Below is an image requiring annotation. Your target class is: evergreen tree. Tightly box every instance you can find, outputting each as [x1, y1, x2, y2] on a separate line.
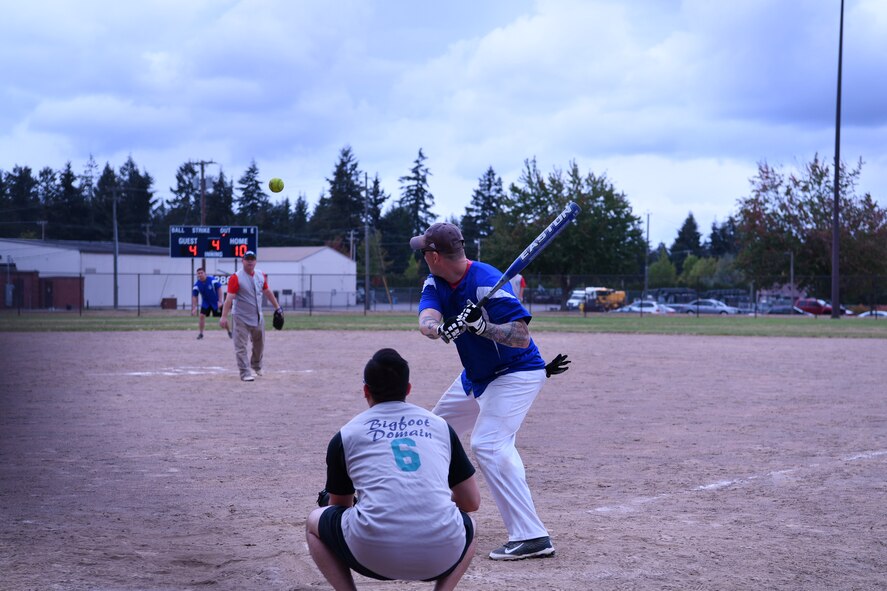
[235, 160, 271, 228]
[378, 204, 414, 276]
[206, 170, 235, 226]
[290, 194, 313, 245]
[461, 166, 505, 260]
[51, 162, 89, 240]
[3, 165, 40, 238]
[366, 173, 388, 227]
[398, 148, 435, 236]
[167, 162, 201, 224]
[670, 213, 703, 273]
[310, 146, 365, 246]
[706, 216, 738, 257]
[116, 156, 157, 245]
[91, 164, 119, 241]
[36, 166, 59, 238]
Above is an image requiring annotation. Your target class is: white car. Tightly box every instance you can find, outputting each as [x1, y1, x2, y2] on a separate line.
[612, 301, 675, 314]
[669, 299, 741, 315]
[857, 310, 887, 318]
[565, 289, 587, 310]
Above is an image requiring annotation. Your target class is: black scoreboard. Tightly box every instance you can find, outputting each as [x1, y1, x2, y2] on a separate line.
[169, 226, 258, 258]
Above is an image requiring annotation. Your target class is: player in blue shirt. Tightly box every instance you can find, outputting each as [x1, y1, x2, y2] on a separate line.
[191, 267, 222, 340]
[411, 222, 564, 561]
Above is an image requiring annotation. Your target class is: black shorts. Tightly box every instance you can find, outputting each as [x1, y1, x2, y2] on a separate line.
[317, 506, 474, 582]
[200, 306, 221, 317]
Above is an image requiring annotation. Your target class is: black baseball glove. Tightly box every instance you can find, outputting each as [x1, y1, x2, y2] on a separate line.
[545, 353, 571, 377]
[272, 307, 284, 330]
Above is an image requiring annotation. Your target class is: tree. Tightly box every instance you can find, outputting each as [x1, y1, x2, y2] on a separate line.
[648, 249, 677, 287]
[310, 146, 365, 247]
[206, 170, 235, 226]
[167, 162, 201, 224]
[3, 165, 40, 238]
[377, 204, 414, 276]
[706, 216, 738, 257]
[398, 148, 435, 237]
[49, 162, 89, 240]
[117, 156, 157, 245]
[290, 194, 313, 245]
[734, 155, 887, 296]
[461, 166, 505, 259]
[489, 159, 645, 300]
[235, 160, 271, 227]
[671, 213, 703, 273]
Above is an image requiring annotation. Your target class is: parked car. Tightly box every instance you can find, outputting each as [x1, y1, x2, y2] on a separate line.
[795, 298, 854, 315]
[565, 289, 586, 310]
[795, 298, 831, 315]
[766, 305, 814, 316]
[668, 299, 741, 315]
[857, 310, 887, 318]
[611, 301, 675, 314]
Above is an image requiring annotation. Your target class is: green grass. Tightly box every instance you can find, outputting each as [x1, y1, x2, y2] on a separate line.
[1, 309, 886, 338]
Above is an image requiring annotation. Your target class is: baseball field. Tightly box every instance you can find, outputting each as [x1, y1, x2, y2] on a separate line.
[1, 319, 886, 590]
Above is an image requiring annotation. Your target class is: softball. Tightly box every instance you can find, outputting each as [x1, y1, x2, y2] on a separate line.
[269, 178, 284, 193]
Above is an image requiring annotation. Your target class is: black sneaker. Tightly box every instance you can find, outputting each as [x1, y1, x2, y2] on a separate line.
[489, 536, 555, 560]
[197, 333, 204, 340]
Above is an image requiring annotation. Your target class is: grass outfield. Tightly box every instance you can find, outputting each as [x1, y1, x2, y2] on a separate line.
[1, 309, 886, 338]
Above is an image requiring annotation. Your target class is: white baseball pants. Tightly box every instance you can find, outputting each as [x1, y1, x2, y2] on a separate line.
[432, 369, 549, 541]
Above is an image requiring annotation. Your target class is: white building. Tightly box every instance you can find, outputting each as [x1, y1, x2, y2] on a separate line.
[0, 238, 357, 310]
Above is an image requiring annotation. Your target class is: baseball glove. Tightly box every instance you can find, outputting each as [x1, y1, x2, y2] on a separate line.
[545, 353, 571, 377]
[272, 308, 284, 330]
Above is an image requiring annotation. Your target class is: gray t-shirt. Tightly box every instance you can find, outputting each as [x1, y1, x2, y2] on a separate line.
[326, 400, 475, 580]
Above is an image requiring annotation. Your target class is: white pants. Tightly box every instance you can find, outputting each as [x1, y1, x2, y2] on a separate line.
[432, 370, 548, 541]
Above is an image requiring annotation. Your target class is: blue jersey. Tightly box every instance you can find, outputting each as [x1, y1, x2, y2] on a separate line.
[192, 276, 221, 309]
[418, 260, 545, 397]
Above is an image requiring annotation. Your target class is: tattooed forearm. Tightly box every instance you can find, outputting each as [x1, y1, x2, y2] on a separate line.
[483, 320, 530, 348]
[419, 310, 443, 339]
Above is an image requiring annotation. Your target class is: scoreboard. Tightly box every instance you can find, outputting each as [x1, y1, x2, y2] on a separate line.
[169, 226, 258, 258]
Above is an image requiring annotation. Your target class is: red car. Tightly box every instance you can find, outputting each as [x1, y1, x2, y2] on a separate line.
[795, 298, 831, 315]
[795, 298, 853, 316]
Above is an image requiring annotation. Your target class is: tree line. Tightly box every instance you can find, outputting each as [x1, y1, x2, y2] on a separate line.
[1, 148, 885, 300]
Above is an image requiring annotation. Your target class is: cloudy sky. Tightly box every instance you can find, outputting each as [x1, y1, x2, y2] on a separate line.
[2, 0, 885, 247]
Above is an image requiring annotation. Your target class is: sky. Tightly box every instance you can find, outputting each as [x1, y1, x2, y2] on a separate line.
[1, 0, 885, 247]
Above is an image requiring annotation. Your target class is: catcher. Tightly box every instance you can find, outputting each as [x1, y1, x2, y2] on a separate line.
[306, 348, 480, 589]
[219, 250, 284, 382]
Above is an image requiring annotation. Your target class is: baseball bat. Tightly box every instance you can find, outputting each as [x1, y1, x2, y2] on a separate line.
[475, 201, 581, 308]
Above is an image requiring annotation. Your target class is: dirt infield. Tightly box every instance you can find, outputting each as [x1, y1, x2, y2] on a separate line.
[1, 329, 885, 591]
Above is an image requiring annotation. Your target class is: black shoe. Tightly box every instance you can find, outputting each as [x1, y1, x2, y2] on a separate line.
[489, 536, 555, 560]
[197, 333, 204, 340]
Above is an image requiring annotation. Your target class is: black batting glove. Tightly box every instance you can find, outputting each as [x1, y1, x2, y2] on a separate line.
[437, 316, 466, 343]
[545, 353, 571, 377]
[458, 301, 487, 335]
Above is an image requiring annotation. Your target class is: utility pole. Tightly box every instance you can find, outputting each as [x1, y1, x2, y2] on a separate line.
[475, 239, 481, 262]
[112, 188, 119, 310]
[364, 173, 370, 314]
[831, 0, 844, 319]
[192, 159, 216, 270]
[644, 211, 650, 304]
[141, 222, 153, 246]
[37, 221, 47, 240]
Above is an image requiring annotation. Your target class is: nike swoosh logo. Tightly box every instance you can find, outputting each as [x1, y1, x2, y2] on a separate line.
[504, 543, 524, 554]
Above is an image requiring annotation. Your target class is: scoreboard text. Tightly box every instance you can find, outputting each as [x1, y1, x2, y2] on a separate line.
[169, 226, 258, 258]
